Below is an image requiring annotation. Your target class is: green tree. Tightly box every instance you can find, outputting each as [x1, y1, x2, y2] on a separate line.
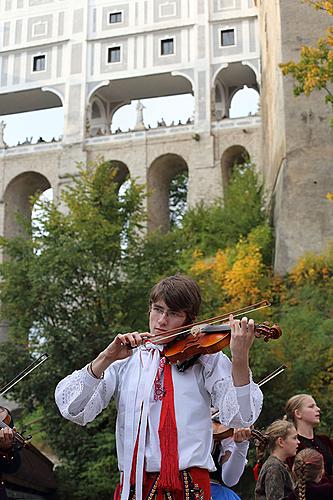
[177, 163, 271, 267]
[0, 161, 150, 499]
[169, 171, 188, 227]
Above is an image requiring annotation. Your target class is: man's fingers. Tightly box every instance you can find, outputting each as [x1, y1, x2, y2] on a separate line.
[117, 332, 148, 348]
[241, 317, 248, 334]
[248, 318, 255, 334]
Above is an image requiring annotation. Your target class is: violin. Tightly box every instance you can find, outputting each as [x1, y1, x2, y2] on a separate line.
[163, 321, 281, 365]
[0, 406, 31, 448]
[151, 303, 281, 365]
[150, 300, 282, 365]
[212, 422, 266, 447]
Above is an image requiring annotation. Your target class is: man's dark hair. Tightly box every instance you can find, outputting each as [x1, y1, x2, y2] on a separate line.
[149, 274, 201, 323]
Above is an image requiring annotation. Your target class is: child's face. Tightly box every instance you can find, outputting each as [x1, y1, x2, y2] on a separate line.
[281, 427, 299, 457]
[297, 396, 321, 426]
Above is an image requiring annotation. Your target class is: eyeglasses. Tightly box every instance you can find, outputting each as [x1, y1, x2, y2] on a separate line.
[151, 304, 186, 320]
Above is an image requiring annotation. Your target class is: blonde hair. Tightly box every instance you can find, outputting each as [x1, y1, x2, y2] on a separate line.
[285, 394, 312, 425]
[255, 419, 295, 463]
[293, 449, 323, 500]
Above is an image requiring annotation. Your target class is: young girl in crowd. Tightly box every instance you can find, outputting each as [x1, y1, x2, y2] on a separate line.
[255, 420, 299, 500]
[285, 394, 333, 485]
[289, 448, 333, 500]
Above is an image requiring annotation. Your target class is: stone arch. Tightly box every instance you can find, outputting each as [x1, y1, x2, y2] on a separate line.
[229, 86, 260, 118]
[3, 171, 51, 239]
[41, 86, 65, 107]
[90, 96, 110, 135]
[147, 154, 189, 232]
[221, 145, 250, 188]
[88, 73, 193, 134]
[213, 62, 259, 119]
[105, 160, 130, 190]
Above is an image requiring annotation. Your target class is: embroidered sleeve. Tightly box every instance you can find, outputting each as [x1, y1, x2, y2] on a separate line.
[55, 363, 119, 426]
[201, 352, 263, 427]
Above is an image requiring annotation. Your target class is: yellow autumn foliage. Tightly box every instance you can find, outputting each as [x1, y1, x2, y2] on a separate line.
[191, 239, 269, 309]
[306, 0, 333, 16]
[290, 246, 333, 285]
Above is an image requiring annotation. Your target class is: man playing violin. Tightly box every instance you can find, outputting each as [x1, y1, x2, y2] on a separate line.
[55, 274, 263, 500]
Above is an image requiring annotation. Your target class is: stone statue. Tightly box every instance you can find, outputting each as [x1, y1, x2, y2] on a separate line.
[134, 100, 145, 131]
[0, 120, 8, 149]
[85, 104, 91, 136]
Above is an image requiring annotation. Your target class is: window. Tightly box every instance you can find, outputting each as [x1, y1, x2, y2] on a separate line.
[107, 46, 121, 63]
[109, 11, 122, 24]
[32, 21, 47, 37]
[32, 54, 46, 72]
[218, 0, 235, 9]
[221, 29, 235, 47]
[161, 38, 174, 56]
[159, 1, 177, 18]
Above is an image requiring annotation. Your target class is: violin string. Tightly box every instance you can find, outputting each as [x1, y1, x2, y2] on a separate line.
[0, 353, 49, 396]
[210, 364, 287, 421]
[150, 301, 271, 345]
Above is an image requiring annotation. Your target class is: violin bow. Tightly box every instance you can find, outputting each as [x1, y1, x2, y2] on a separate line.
[256, 364, 287, 387]
[0, 353, 49, 397]
[150, 299, 271, 345]
[211, 364, 287, 421]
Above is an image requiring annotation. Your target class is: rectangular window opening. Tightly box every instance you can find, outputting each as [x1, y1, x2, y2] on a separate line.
[221, 29, 235, 47]
[161, 38, 174, 56]
[109, 11, 122, 24]
[107, 46, 121, 63]
[33, 54, 46, 72]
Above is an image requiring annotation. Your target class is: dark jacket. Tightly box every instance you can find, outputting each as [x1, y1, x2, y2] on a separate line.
[287, 481, 333, 500]
[286, 434, 333, 485]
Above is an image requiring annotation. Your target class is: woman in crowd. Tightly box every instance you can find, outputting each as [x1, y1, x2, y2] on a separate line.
[285, 394, 333, 484]
[255, 419, 299, 500]
[288, 448, 333, 499]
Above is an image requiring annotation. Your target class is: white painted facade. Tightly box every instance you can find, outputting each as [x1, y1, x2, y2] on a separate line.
[0, 0, 261, 239]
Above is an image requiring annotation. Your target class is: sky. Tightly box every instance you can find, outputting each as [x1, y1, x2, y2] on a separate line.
[1, 87, 259, 147]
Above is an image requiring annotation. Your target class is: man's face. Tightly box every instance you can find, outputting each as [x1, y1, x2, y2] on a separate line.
[149, 300, 187, 343]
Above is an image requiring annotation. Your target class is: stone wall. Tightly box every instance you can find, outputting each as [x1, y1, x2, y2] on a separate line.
[258, 0, 333, 274]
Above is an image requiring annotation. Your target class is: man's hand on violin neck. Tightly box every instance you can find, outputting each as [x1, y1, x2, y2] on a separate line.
[229, 315, 254, 386]
[229, 315, 255, 357]
[233, 428, 251, 443]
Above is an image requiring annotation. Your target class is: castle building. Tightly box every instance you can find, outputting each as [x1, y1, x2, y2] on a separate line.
[0, 0, 332, 276]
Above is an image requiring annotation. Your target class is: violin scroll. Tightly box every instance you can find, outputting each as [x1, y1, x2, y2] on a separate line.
[254, 322, 282, 342]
